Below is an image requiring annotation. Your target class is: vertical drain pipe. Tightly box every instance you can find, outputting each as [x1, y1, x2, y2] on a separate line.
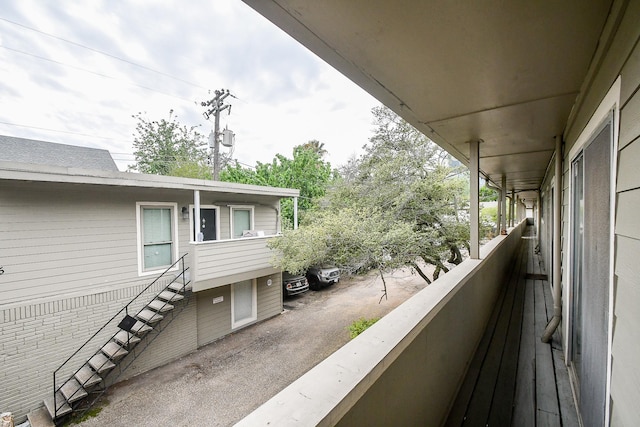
[542, 135, 563, 343]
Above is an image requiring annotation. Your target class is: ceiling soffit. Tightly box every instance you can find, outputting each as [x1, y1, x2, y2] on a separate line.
[244, 0, 612, 192]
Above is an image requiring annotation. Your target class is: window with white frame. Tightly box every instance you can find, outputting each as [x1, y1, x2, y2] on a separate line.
[137, 203, 178, 274]
[229, 205, 254, 238]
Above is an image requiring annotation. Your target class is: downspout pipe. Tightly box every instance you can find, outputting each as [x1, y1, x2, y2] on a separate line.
[542, 135, 563, 343]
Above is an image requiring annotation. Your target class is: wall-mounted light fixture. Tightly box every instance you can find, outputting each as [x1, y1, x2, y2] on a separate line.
[181, 206, 189, 220]
[266, 277, 273, 286]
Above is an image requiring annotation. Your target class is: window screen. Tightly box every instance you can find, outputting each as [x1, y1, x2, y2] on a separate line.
[142, 207, 173, 269]
[233, 209, 251, 238]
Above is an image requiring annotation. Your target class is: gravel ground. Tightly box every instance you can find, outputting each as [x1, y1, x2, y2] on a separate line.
[75, 269, 426, 427]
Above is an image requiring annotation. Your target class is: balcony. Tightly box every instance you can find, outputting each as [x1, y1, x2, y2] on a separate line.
[236, 222, 578, 426]
[190, 235, 279, 291]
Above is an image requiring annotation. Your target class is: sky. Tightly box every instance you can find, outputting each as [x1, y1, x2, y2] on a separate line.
[0, 0, 379, 171]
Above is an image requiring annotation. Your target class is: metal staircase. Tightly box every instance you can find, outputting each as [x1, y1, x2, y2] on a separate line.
[44, 254, 191, 424]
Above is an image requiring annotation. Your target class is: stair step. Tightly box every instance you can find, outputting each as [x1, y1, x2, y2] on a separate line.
[75, 365, 102, 388]
[60, 378, 87, 403]
[114, 330, 141, 346]
[44, 392, 72, 418]
[168, 282, 187, 293]
[102, 341, 128, 359]
[27, 406, 56, 427]
[88, 352, 116, 373]
[158, 290, 184, 302]
[129, 320, 153, 336]
[136, 308, 163, 323]
[147, 299, 174, 312]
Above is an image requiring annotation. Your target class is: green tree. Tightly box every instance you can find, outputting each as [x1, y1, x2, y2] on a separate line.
[301, 139, 328, 158]
[130, 110, 211, 178]
[220, 143, 334, 228]
[479, 184, 499, 202]
[269, 106, 470, 285]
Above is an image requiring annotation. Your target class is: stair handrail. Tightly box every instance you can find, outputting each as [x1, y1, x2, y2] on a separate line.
[51, 253, 189, 418]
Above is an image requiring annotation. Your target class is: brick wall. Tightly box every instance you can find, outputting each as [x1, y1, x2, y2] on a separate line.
[0, 278, 198, 422]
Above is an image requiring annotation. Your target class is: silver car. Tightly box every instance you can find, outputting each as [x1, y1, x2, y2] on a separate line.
[306, 266, 340, 290]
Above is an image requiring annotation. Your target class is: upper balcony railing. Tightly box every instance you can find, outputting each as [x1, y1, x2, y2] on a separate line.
[236, 221, 527, 426]
[189, 234, 278, 290]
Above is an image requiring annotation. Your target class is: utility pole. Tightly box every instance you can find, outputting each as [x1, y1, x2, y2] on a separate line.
[201, 89, 231, 180]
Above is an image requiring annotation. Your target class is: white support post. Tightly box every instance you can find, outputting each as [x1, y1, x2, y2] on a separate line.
[469, 140, 480, 259]
[536, 190, 541, 241]
[510, 189, 515, 227]
[501, 175, 507, 234]
[194, 190, 202, 242]
[293, 197, 298, 230]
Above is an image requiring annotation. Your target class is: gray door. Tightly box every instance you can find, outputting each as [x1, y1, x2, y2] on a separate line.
[570, 119, 611, 427]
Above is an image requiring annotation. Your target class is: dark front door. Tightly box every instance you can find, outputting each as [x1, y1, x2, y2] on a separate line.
[194, 208, 217, 241]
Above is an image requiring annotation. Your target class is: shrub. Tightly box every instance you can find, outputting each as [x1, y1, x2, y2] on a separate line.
[348, 317, 380, 338]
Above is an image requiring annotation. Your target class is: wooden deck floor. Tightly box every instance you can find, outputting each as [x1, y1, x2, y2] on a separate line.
[446, 227, 579, 427]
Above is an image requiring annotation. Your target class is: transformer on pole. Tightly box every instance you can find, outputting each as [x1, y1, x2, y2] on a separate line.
[201, 89, 232, 180]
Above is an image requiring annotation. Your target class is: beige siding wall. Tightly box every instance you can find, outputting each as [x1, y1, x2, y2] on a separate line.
[254, 205, 278, 234]
[560, 2, 640, 425]
[0, 181, 197, 303]
[1, 182, 137, 302]
[611, 21, 640, 426]
[191, 237, 277, 286]
[195, 272, 282, 347]
[218, 206, 231, 240]
[196, 286, 232, 347]
[257, 272, 283, 321]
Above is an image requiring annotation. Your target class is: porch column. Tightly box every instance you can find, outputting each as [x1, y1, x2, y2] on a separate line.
[501, 175, 507, 233]
[293, 196, 298, 230]
[536, 190, 541, 242]
[542, 134, 564, 343]
[510, 189, 515, 227]
[194, 190, 202, 242]
[469, 140, 480, 259]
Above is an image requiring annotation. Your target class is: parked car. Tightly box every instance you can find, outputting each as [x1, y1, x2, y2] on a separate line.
[306, 266, 340, 291]
[282, 271, 309, 297]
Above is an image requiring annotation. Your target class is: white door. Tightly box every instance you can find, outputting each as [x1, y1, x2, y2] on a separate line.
[232, 280, 256, 328]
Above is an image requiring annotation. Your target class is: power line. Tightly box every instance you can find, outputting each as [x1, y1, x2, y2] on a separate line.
[0, 120, 127, 142]
[1, 45, 197, 103]
[0, 16, 209, 91]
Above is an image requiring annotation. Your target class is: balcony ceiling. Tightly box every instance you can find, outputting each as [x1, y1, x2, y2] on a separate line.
[243, 1, 613, 200]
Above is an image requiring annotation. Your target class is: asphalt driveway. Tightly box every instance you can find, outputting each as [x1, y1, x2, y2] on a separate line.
[76, 269, 426, 426]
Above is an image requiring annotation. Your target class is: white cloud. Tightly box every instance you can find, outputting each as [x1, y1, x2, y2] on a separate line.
[0, 0, 379, 171]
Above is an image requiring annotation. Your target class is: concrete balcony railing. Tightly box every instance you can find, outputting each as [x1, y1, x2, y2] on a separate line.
[237, 221, 526, 426]
[190, 235, 279, 291]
